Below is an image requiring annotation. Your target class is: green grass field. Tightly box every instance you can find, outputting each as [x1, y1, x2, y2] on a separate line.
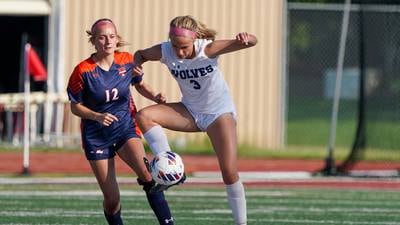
[0, 183, 399, 225]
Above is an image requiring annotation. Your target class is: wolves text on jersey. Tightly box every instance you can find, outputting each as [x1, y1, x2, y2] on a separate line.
[169, 65, 214, 79]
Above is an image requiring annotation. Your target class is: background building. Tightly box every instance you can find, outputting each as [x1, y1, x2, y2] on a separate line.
[0, 0, 286, 149]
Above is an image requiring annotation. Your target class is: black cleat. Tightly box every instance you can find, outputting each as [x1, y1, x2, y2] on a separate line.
[148, 173, 187, 193]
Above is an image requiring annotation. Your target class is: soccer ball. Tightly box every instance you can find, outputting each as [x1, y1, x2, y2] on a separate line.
[150, 151, 185, 186]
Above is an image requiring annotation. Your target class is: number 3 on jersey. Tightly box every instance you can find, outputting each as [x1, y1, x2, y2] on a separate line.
[190, 80, 201, 89]
[105, 88, 119, 102]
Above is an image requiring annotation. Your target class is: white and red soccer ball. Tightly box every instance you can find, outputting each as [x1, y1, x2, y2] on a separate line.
[150, 151, 185, 185]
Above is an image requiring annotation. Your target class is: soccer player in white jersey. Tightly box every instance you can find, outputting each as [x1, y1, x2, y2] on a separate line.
[133, 15, 257, 225]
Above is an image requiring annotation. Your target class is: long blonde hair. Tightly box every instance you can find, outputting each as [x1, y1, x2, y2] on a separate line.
[170, 15, 217, 40]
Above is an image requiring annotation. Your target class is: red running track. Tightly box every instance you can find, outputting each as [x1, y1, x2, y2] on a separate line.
[1, 152, 399, 189]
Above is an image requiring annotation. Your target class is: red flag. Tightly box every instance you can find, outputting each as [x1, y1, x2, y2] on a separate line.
[28, 46, 47, 81]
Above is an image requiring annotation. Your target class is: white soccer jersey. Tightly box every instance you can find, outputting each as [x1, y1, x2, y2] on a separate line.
[160, 39, 235, 114]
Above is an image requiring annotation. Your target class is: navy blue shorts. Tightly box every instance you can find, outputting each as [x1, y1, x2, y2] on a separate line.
[84, 128, 141, 161]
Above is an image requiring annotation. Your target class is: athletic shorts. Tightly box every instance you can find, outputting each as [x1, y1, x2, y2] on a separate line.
[84, 128, 141, 161]
[183, 103, 237, 131]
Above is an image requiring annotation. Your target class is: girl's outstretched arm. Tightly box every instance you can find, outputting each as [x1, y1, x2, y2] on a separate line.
[133, 44, 162, 65]
[205, 32, 257, 58]
[134, 81, 166, 104]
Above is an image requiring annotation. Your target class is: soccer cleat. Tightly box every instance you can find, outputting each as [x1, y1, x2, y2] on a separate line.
[148, 173, 186, 193]
[137, 174, 186, 194]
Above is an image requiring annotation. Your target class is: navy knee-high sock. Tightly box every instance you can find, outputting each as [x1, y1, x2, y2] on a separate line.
[138, 179, 174, 225]
[104, 208, 123, 225]
[146, 191, 174, 225]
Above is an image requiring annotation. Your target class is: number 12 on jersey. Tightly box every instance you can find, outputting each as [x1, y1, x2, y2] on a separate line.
[105, 88, 119, 102]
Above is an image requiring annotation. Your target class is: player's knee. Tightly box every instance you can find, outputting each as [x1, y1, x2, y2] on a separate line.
[136, 109, 152, 124]
[222, 171, 239, 185]
[135, 110, 144, 122]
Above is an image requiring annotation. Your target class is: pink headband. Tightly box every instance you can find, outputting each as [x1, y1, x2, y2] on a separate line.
[91, 18, 116, 34]
[169, 26, 196, 39]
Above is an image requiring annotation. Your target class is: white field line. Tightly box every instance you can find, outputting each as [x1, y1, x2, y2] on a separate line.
[193, 171, 312, 179]
[0, 172, 312, 184]
[1, 175, 400, 185]
[349, 170, 400, 177]
[0, 172, 346, 184]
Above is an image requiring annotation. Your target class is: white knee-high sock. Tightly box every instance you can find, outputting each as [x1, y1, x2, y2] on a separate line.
[226, 180, 247, 225]
[143, 125, 171, 155]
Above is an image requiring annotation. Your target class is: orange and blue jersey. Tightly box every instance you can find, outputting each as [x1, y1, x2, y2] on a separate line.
[67, 51, 142, 160]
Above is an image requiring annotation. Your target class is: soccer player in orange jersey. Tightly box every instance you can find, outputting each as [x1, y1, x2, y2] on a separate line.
[67, 18, 174, 225]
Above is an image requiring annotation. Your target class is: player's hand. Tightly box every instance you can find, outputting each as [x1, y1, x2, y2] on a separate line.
[154, 93, 166, 104]
[236, 32, 250, 45]
[95, 112, 118, 126]
[133, 64, 144, 77]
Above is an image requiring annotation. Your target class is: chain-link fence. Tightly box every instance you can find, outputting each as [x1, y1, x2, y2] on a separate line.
[287, 1, 400, 171]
